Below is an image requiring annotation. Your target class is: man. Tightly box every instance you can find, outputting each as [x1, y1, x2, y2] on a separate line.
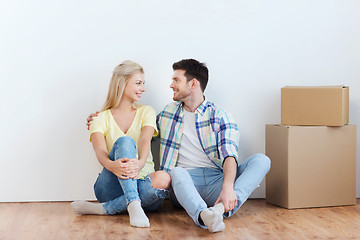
[156, 59, 270, 232]
[88, 59, 270, 233]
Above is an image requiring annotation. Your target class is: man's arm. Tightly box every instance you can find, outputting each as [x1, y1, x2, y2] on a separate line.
[214, 156, 238, 212]
[213, 108, 240, 212]
[86, 111, 100, 130]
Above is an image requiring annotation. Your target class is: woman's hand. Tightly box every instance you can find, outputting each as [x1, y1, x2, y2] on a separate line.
[125, 158, 141, 180]
[90, 133, 140, 180]
[108, 158, 139, 179]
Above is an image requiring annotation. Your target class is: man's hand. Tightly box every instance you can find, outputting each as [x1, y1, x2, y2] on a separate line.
[214, 156, 238, 213]
[87, 111, 100, 130]
[214, 186, 238, 213]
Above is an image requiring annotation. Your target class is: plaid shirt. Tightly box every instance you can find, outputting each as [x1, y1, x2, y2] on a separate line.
[156, 99, 239, 172]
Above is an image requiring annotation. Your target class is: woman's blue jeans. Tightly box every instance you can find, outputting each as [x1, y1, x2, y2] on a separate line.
[94, 136, 167, 215]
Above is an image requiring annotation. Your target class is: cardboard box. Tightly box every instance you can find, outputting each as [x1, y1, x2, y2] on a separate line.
[281, 85, 349, 126]
[265, 124, 356, 209]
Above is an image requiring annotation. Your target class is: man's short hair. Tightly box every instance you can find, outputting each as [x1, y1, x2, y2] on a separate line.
[172, 59, 209, 92]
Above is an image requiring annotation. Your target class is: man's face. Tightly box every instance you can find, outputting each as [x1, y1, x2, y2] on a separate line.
[170, 70, 192, 101]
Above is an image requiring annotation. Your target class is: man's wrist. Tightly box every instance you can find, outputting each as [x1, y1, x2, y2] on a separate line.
[222, 182, 234, 190]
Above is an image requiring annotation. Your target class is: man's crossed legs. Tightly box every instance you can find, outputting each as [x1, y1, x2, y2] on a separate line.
[170, 153, 271, 232]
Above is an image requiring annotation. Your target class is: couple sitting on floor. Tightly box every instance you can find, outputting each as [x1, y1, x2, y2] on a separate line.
[71, 59, 270, 233]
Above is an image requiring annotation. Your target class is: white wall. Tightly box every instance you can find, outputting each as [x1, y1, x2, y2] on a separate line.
[1, 0, 359, 202]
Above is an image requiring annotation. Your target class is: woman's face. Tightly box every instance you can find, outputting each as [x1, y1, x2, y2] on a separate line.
[122, 72, 146, 102]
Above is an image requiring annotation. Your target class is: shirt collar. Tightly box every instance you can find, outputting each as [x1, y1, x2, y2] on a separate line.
[177, 97, 209, 116]
[196, 98, 209, 116]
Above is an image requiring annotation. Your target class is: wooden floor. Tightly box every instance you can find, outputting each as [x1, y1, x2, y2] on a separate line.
[0, 199, 359, 240]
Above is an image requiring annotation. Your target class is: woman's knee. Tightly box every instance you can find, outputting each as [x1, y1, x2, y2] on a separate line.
[111, 136, 136, 158]
[113, 136, 135, 149]
[150, 171, 171, 190]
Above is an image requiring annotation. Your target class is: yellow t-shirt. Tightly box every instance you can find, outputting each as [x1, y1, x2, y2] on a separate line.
[89, 105, 158, 179]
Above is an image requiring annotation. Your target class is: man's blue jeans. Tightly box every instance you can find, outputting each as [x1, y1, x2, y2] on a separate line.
[170, 153, 271, 227]
[94, 136, 167, 215]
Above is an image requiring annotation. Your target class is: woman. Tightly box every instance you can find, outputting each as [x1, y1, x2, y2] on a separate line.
[71, 60, 170, 228]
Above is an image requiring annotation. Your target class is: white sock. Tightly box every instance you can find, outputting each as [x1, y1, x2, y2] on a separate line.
[211, 202, 225, 215]
[127, 200, 150, 228]
[71, 200, 106, 215]
[200, 208, 225, 233]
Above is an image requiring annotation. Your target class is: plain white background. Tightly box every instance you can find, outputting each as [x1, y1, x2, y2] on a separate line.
[1, 0, 359, 202]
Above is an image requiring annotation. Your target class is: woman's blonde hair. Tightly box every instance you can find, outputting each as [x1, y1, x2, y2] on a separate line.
[102, 60, 144, 111]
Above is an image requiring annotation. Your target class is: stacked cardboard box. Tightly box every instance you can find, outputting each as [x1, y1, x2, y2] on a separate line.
[266, 85, 356, 209]
[281, 86, 349, 126]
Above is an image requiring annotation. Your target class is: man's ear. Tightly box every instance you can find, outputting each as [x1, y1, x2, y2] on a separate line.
[190, 78, 199, 89]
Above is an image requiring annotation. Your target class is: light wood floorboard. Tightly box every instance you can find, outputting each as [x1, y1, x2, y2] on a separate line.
[0, 199, 359, 240]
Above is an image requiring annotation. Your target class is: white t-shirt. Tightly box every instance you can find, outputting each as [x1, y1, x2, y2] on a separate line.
[177, 109, 217, 169]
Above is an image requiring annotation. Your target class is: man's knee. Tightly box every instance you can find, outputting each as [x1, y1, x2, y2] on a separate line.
[252, 153, 271, 172]
[170, 167, 188, 180]
[170, 166, 187, 176]
[150, 171, 171, 190]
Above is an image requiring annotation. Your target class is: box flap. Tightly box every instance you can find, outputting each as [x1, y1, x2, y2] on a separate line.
[282, 85, 347, 89]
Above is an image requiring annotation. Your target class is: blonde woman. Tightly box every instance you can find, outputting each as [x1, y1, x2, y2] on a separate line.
[71, 61, 170, 228]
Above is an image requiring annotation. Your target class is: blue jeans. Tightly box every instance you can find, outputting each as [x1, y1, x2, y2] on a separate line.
[170, 153, 271, 227]
[94, 136, 168, 215]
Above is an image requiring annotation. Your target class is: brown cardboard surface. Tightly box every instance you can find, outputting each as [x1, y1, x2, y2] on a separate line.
[265, 124, 356, 209]
[265, 125, 289, 208]
[281, 85, 349, 126]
